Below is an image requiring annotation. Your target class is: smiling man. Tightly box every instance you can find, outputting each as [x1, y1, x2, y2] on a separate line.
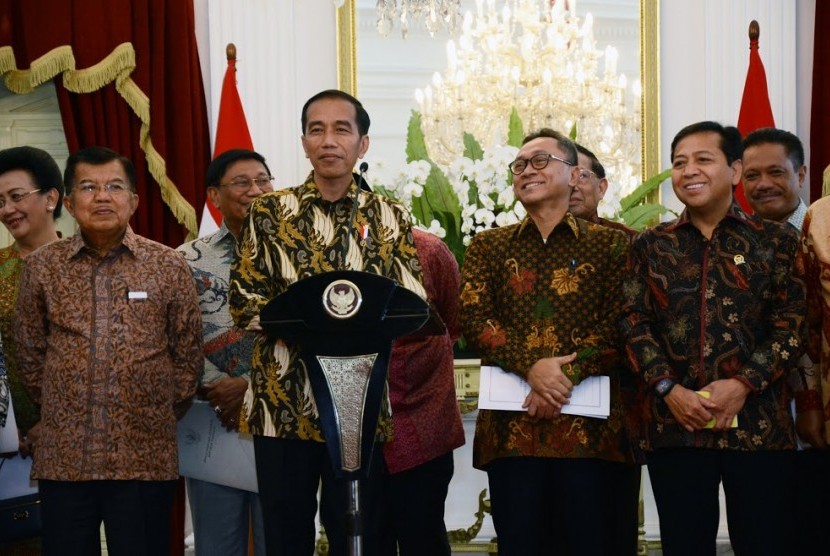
[13, 147, 203, 555]
[177, 149, 273, 556]
[742, 127, 807, 225]
[622, 121, 804, 555]
[459, 128, 633, 555]
[229, 90, 425, 556]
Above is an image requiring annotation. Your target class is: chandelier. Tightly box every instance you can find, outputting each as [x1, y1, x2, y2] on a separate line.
[376, 0, 462, 38]
[414, 0, 642, 193]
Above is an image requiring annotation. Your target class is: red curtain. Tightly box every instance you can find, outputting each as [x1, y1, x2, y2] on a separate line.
[812, 3, 830, 200]
[0, 0, 211, 247]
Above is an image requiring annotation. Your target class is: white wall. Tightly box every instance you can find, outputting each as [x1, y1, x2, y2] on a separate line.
[193, 0, 340, 191]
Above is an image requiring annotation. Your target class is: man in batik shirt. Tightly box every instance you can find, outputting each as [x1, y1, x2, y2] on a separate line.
[622, 121, 804, 555]
[460, 128, 633, 555]
[229, 90, 425, 556]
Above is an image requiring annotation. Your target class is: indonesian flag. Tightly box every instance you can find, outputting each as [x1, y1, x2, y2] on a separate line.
[199, 47, 254, 237]
[736, 20, 775, 214]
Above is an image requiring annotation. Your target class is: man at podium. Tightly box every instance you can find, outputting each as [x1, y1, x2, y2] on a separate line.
[228, 89, 426, 556]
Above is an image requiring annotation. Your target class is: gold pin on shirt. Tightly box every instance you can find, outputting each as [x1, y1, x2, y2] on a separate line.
[734, 254, 745, 265]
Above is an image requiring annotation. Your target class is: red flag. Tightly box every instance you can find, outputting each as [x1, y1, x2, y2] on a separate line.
[199, 44, 254, 236]
[736, 20, 775, 213]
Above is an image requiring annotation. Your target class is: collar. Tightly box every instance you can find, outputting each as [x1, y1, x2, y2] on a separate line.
[786, 199, 808, 231]
[299, 172, 360, 208]
[68, 226, 137, 259]
[665, 201, 762, 233]
[514, 212, 581, 240]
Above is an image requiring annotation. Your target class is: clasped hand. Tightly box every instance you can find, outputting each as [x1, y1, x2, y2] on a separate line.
[522, 353, 577, 419]
[665, 378, 750, 432]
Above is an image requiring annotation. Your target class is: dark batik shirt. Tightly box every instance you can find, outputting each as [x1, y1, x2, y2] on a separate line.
[14, 228, 203, 481]
[229, 175, 425, 441]
[621, 202, 804, 452]
[460, 213, 633, 469]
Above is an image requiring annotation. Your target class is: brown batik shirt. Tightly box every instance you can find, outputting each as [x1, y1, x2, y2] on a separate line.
[460, 213, 633, 469]
[14, 228, 203, 481]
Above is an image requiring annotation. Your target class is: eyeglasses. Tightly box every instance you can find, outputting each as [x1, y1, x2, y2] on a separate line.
[74, 183, 132, 196]
[0, 188, 42, 209]
[576, 168, 597, 183]
[218, 176, 274, 191]
[508, 153, 574, 175]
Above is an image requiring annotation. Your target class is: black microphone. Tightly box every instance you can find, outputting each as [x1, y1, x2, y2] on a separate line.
[357, 162, 370, 192]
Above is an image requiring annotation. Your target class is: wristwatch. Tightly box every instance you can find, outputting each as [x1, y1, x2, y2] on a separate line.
[653, 377, 677, 399]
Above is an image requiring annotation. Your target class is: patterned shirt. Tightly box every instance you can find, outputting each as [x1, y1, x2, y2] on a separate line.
[796, 196, 830, 444]
[460, 213, 633, 469]
[622, 202, 804, 451]
[14, 228, 203, 481]
[384, 229, 465, 474]
[0, 245, 39, 433]
[178, 224, 254, 385]
[229, 175, 426, 441]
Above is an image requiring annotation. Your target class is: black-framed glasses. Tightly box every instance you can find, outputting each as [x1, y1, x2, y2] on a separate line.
[0, 188, 41, 209]
[508, 153, 574, 175]
[219, 176, 274, 191]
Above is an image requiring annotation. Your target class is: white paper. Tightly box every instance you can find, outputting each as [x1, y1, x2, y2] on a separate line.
[177, 400, 258, 492]
[478, 365, 610, 418]
[128, 291, 148, 299]
[0, 394, 20, 453]
[0, 455, 37, 500]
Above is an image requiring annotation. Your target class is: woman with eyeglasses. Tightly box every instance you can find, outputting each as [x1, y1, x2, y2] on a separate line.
[0, 146, 64, 457]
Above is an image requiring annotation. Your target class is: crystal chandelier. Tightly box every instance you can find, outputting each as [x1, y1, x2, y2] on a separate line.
[414, 0, 642, 193]
[376, 0, 463, 38]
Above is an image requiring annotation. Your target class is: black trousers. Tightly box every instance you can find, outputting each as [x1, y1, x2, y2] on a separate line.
[486, 456, 635, 556]
[379, 452, 454, 556]
[253, 436, 386, 556]
[794, 449, 830, 554]
[647, 448, 796, 556]
[38, 479, 177, 556]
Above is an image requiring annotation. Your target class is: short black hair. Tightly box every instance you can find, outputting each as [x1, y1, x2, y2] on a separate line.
[64, 147, 137, 193]
[521, 128, 578, 165]
[301, 89, 370, 136]
[0, 146, 65, 218]
[206, 149, 271, 189]
[575, 143, 606, 179]
[743, 127, 805, 169]
[670, 121, 743, 165]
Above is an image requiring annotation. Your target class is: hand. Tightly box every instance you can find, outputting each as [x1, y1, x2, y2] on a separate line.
[700, 379, 751, 431]
[795, 409, 827, 449]
[523, 390, 562, 420]
[205, 377, 248, 431]
[19, 421, 41, 459]
[664, 385, 717, 432]
[526, 353, 577, 410]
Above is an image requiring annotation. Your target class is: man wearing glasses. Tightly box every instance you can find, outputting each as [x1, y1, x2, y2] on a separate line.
[459, 128, 632, 555]
[571, 144, 637, 239]
[14, 146, 203, 555]
[177, 149, 273, 556]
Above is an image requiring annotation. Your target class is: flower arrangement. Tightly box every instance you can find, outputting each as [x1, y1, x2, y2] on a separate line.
[366, 110, 671, 266]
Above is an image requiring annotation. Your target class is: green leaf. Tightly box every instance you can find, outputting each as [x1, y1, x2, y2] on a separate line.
[621, 203, 670, 231]
[406, 110, 430, 162]
[569, 121, 578, 141]
[507, 107, 524, 147]
[463, 132, 485, 161]
[533, 298, 555, 320]
[620, 168, 671, 212]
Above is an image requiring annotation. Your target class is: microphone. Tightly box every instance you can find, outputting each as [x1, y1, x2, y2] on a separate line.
[357, 162, 370, 192]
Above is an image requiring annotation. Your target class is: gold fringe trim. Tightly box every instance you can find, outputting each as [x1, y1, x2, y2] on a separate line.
[0, 44, 197, 237]
[824, 164, 830, 198]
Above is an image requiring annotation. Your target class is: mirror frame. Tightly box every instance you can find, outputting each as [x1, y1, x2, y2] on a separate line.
[336, 0, 660, 180]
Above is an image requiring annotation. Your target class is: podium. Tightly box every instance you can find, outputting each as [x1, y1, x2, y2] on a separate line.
[260, 270, 430, 555]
